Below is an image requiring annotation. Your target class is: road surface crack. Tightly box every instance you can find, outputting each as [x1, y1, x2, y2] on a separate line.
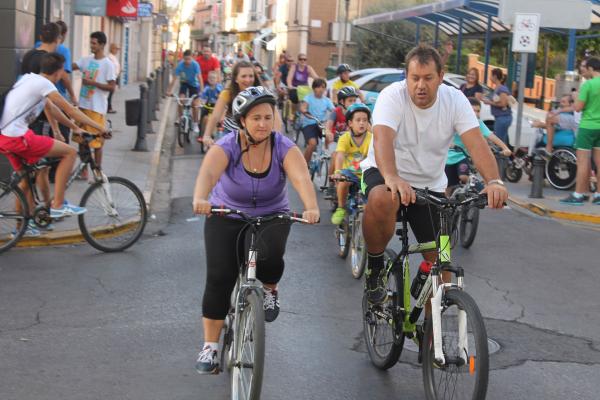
[0, 299, 46, 334]
[468, 270, 526, 322]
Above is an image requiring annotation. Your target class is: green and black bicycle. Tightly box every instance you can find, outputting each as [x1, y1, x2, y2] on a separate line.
[362, 188, 490, 400]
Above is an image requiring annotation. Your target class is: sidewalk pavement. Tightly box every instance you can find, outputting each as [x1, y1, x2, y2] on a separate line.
[507, 179, 600, 225]
[16, 83, 173, 247]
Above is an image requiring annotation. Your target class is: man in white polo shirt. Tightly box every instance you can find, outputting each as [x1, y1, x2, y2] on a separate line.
[361, 45, 508, 304]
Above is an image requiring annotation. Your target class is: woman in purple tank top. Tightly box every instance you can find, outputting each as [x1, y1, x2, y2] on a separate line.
[191, 87, 319, 374]
[286, 52, 318, 107]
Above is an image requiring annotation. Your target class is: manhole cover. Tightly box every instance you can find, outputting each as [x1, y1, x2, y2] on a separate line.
[403, 337, 501, 355]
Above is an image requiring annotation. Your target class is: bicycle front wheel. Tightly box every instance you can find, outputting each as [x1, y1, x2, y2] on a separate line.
[317, 158, 329, 190]
[0, 183, 29, 254]
[231, 290, 265, 400]
[78, 176, 148, 252]
[177, 120, 186, 147]
[336, 215, 350, 259]
[349, 212, 367, 279]
[459, 206, 479, 249]
[422, 289, 489, 400]
[363, 249, 404, 370]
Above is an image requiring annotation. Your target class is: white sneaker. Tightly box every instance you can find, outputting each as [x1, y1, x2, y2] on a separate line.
[195, 346, 219, 375]
[193, 123, 200, 135]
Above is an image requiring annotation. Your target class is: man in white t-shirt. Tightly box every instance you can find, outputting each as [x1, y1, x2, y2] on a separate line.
[360, 45, 509, 304]
[72, 31, 116, 176]
[0, 53, 108, 227]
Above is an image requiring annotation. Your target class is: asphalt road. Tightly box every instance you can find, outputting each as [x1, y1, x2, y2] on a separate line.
[1, 138, 599, 400]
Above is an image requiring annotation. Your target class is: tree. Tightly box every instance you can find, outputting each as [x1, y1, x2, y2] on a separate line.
[350, 0, 448, 69]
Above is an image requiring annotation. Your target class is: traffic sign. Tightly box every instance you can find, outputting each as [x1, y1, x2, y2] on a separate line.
[511, 13, 540, 54]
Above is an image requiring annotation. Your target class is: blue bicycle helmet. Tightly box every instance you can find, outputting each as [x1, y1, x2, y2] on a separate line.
[345, 103, 371, 122]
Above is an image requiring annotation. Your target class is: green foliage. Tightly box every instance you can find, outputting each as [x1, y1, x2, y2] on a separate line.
[350, 0, 449, 69]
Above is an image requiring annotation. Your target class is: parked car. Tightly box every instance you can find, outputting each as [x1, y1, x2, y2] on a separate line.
[327, 68, 406, 109]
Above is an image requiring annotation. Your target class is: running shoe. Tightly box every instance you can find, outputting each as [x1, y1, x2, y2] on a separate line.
[559, 193, 585, 206]
[195, 346, 219, 375]
[51, 204, 87, 218]
[331, 207, 347, 225]
[263, 288, 280, 322]
[365, 267, 387, 304]
[592, 195, 600, 205]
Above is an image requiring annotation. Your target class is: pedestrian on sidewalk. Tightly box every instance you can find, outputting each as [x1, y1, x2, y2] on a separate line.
[107, 43, 121, 114]
[72, 31, 117, 179]
[233, 47, 250, 63]
[561, 57, 600, 206]
[482, 68, 512, 145]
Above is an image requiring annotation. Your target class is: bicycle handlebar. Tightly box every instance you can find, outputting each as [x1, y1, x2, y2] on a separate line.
[414, 189, 488, 209]
[209, 207, 312, 224]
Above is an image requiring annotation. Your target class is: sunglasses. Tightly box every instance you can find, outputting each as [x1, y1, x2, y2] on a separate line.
[298, 58, 307, 61]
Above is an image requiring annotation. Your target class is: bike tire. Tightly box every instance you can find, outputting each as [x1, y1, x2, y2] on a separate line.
[78, 176, 148, 252]
[0, 183, 29, 254]
[317, 159, 329, 191]
[350, 212, 367, 279]
[177, 122, 186, 148]
[459, 205, 479, 249]
[546, 148, 577, 190]
[504, 163, 523, 183]
[363, 249, 404, 370]
[337, 215, 350, 259]
[231, 290, 265, 400]
[422, 289, 489, 400]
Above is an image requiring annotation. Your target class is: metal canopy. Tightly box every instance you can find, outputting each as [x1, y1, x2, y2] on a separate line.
[353, 0, 600, 36]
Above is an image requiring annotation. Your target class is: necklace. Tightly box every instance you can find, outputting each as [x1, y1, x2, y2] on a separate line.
[244, 135, 270, 207]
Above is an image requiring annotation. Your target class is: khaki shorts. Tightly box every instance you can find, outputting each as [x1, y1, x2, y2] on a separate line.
[74, 108, 106, 149]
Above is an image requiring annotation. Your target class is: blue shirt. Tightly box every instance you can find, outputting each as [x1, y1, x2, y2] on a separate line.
[35, 42, 71, 97]
[446, 120, 491, 165]
[301, 94, 334, 128]
[200, 83, 223, 104]
[175, 60, 201, 88]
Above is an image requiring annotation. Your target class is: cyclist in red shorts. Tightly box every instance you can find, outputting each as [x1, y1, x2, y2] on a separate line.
[0, 52, 108, 224]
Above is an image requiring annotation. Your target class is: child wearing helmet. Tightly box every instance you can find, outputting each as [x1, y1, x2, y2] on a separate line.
[331, 64, 365, 104]
[331, 103, 373, 225]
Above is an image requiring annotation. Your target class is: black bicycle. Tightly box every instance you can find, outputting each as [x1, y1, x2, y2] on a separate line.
[210, 208, 310, 400]
[363, 189, 489, 400]
[0, 132, 147, 253]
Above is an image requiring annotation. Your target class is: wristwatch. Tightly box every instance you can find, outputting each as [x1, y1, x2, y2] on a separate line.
[487, 179, 505, 187]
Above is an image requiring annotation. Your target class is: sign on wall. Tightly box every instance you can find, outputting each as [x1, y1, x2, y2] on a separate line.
[106, 0, 138, 18]
[138, 2, 152, 18]
[74, 0, 107, 16]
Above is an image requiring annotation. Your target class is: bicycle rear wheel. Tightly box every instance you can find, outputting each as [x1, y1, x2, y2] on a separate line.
[231, 290, 265, 400]
[0, 183, 29, 254]
[350, 213, 367, 279]
[422, 289, 489, 400]
[362, 249, 404, 370]
[459, 206, 479, 249]
[78, 176, 147, 252]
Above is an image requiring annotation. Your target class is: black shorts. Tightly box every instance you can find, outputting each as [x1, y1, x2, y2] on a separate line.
[362, 167, 442, 243]
[445, 160, 470, 188]
[302, 124, 321, 143]
[179, 82, 200, 97]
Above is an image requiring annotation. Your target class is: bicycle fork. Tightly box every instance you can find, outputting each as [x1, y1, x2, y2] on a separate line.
[430, 234, 468, 366]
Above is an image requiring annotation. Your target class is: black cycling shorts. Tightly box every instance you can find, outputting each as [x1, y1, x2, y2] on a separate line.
[288, 88, 299, 104]
[362, 167, 442, 244]
[445, 160, 470, 188]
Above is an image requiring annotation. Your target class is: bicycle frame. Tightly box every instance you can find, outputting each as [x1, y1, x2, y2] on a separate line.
[388, 194, 480, 364]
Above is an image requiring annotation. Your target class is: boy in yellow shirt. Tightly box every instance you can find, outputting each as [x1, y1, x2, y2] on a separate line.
[331, 103, 373, 225]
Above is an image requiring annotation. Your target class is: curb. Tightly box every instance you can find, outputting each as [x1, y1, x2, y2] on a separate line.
[143, 97, 173, 206]
[15, 98, 173, 249]
[508, 196, 600, 225]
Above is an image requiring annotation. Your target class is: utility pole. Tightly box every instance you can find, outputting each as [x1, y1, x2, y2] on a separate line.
[337, 0, 351, 64]
[174, 0, 185, 56]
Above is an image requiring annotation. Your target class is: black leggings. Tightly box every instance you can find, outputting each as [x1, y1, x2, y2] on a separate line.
[202, 215, 291, 320]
